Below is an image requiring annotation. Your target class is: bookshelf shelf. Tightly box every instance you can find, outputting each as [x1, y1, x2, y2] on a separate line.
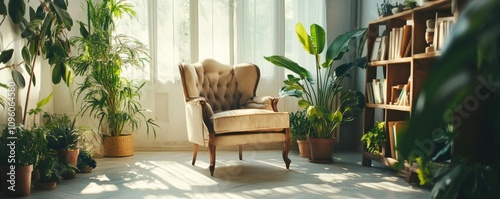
[413, 51, 441, 59]
[368, 57, 412, 67]
[366, 104, 411, 112]
[362, 0, 459, 183]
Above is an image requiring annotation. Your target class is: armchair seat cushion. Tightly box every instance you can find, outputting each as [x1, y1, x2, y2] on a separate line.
[211, 109, 289, 134]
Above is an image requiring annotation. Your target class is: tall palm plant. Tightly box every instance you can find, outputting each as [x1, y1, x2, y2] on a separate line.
[69, 0, 157, 137]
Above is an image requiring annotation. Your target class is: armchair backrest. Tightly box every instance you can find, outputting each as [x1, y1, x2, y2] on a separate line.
[179, 59, 261, 113]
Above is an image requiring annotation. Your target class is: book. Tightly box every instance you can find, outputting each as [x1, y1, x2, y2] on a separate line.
[366, 82, 374, 104]
[371, 37, 382, 61]
[380, 36, 388, 61]
[388, 121, 409, 159]
[400, 25, 412, 58]
[372, 79, 382, 104]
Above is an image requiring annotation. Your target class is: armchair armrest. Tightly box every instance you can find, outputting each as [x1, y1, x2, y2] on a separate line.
[245, 96, 280, 112]
[185, 97, 215, 146]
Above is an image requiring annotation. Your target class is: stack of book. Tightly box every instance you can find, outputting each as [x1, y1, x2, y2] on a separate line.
[366, 78, 386, 104]
[434, 15, 454, 51]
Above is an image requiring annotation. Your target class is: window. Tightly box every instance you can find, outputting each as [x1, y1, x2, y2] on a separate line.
[117, 0, 327, 85]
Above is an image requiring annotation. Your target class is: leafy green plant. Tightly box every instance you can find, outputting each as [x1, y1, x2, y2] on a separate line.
[77, 150, 96, 170]
[398, 0, 500, 198]
[404, 0, 418, 9]
[69, 0, 158, 137]
[37, 151, 59, 183]
[360, 121, 386, 154]
[0, 0, 74, 125]
[44, 114, 79, 150]
[0, 126, 47, 166]
[265, 23, 366, 139]
[289, 110, 311, 141]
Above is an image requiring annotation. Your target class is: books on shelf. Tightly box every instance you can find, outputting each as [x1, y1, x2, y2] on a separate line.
[366, 78, 386, 104]
[381, 25, 412, 60]
[434, 16, 454, 51]
[388, 121, 409, 159]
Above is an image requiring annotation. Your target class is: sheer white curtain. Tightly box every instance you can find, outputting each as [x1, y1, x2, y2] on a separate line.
[116, 0, 327, 87]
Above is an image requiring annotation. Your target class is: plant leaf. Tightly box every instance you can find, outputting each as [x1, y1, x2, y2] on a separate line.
[36, 93, 53, 108]
[310, 24, 326, 54]
[0, 49, 14, 64]
[325, 28, 366, 63]
[295, 23, 314, 54]
[0, 1, 6, 15]
[52, 63, 62, 84]
[11, 69, 25, 88]
[8, 0, 25, 24]
[264, 55, 312, 82]
[21, 46, 31, 64]
[51, 2, 73, 30]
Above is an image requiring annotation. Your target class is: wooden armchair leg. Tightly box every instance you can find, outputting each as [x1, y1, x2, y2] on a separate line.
[209, 143, 216, 176]
[192, 144, 198, 165]
[239, 145, 243, 160]
[283, 128, 292, 169]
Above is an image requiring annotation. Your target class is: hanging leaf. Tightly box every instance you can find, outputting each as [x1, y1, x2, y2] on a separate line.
[53, 0, 67, 10]
[21, 46, 31, 64]
[79, 21, 89, 39]
[11, 69, 25, 88]
[0, 83, 7, 89]
[36, 93, 53, 108]
[52, 63, 62, 84]
[0, 49, 14, 64]
[34, 5, 45, 20]
[8, 0, 25, 24]
[51, 3, 73, 30]
[0, 1, 6, 15]
[63, 63, 75, 85]
[29, 6, 35, 21]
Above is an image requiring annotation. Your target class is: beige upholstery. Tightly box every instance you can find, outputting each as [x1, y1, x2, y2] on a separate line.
[179, 59, 291, 176]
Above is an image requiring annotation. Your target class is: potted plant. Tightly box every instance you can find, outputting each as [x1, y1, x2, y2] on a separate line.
[265, 23, 366, 163]
[44, 114, 80, 167]
[360, 121, 386, 155]
[290, 110, 311, 158]
[0, 126, 46, 196]
[77, 150, 97, 173]
[69, 0, 158, 157]
[34, 151, 59, 190]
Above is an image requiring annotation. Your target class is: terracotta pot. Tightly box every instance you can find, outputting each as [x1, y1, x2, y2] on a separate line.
[58, 149, 80, 166]
[80, 167, 93, 173]
[34, 181, 57, 190]
[103, 134, 134, 157]
[2, 165, 33, 197]
[308, 138, 336, 163]
[297, 140, 311, 158]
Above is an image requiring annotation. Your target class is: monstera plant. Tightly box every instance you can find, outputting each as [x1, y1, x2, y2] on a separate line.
[265, 23, 366, 163]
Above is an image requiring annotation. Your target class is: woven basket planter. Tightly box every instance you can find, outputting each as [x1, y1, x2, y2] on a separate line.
[103, 134, 134, 157]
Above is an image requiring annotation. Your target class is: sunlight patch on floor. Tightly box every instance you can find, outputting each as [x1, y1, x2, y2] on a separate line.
[123, 179, 169, 190]
[80, 182, 119, 194]
[357, 181, 420, 192]
[149, 160, 218, 189]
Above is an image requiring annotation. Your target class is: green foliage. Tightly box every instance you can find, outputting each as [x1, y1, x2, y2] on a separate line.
[289, 110, 311, 141]
[360, 121, 386, 154]
[404, 0, 418, 9]
[77, 150, 96, 170]
[69, 0, 158, 137]
[0, 0, 75, 125]
[0, 126, 47, 166]
[44, 114, 79, 150]
[265, 23, 366, 139]
[37, 151, 59, 183]
[398, 0, 500, 198]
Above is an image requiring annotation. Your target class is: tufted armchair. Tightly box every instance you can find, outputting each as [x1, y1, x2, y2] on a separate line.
[178, 59, 291, 176]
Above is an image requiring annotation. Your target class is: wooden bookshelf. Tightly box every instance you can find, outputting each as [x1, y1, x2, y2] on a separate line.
[362, 0, 460, 183]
